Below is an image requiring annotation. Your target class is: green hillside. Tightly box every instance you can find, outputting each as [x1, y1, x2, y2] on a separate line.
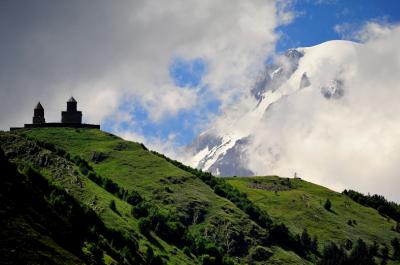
[227, 176, 400, 264]
[1, 128, 399, 264]
[0, 149, 83, 264]
[0, 128, 306, 265]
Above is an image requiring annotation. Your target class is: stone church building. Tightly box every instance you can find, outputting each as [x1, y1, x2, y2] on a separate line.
[10, 97, 100, 130]
[61, 97, 82, 124]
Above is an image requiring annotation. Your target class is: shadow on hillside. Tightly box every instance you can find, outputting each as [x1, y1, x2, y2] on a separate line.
[327, 208, 338, 215]
[145, 233, 165, 251]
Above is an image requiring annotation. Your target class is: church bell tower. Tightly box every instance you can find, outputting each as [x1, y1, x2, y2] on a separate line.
[32, 102, 45, 124]
[61, 97, 82, 124]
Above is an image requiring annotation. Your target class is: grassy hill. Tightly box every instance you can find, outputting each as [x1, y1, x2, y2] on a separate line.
[0, 128, 307, 264]
[0, 149, 83, 264]
[227, 176, 400, 264]
[0, 127, 399, 264]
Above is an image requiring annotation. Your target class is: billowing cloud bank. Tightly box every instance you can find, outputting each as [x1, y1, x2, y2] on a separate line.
[237, 23, 400, 201]
[0, 0, 291, 135]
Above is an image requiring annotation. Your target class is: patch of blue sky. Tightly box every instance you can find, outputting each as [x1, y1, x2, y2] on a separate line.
[276, 0, 400, 52]
[104, 94, 220, 146]
[169, 57, 207, 87]
[134, 98, 219, 146]
[103, 57, 220, 146]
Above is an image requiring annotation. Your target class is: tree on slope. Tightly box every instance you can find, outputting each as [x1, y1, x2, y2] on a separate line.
[392, 237, 400, 260]
[347, 239, 375, 265]
[324, 199, 332, 211]
[318, 242, 346, 265]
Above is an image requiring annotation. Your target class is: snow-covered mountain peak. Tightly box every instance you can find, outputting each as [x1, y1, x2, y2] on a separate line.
[187, 40, 362, 176]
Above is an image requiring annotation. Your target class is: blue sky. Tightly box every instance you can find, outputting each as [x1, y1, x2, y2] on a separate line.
[104, 0, 400, 147]
[102, 57, 221, 147]
[277, 0, 400, 51]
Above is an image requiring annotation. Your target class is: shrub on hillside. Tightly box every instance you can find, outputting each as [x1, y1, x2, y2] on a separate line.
[344, 239, 353, 250]
[392, 237, 400, 260]
[109, 200, 117, 212]
[132, 201, 151, 218]
[79, 164, 89, 175]
[125, 190, 142, 205]
[301, 229, 312, 249]
[250, 246, 272, 261]
[103, 179, 119, 194]
[201, 254, 216, 265]
[395, 222, 400, 233]
[183, 246, 191, 256]
[368, 241, 379, 256]
[86, 243, 104, 265]
[145, 246, 154, 262]
[347, 239, 375, 264]
[268, 223, 300, 252]
[138, 218, 152, 235]
[318, 242, 347, 265]
[324, 199, 332, 211]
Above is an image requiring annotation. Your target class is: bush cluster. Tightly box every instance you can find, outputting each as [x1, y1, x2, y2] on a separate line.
[269, 225, 318, 256]
[133, 202, 187, 244]
[132, 200, 232, 264]
[324, 199, 332, 211]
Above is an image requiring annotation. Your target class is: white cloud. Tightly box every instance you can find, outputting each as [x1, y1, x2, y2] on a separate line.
[352, 21, 398, 42]
[139, 85, 198, 122]
[242, 23, 400, 201]
[334, 22, 354, 37]
[0, 0, 292, 135]
[334, 17, 394, 41]
[118, 129, 181, 159]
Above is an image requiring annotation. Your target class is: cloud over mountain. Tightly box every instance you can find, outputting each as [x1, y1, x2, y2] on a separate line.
[187, 23, 400, 202]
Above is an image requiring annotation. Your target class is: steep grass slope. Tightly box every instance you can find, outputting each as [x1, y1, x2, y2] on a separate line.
[227, 176, 399, 258]
[0, 128, 306, 265]
[0, 150, 83, 264]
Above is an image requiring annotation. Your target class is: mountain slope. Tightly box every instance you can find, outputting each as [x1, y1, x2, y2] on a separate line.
[227, 176, 398, 247]
[0, 128, 307, 265]
[187, 40, 361, 177]
[1, 128, 399, 264]
[0, 149, 83, 264]
[227, 176, 400, 264]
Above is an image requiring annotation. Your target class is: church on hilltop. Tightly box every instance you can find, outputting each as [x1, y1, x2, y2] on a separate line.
[10, 97, 100, 130]
[61, 97, 82, 124]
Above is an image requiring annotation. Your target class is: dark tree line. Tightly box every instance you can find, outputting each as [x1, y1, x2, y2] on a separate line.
[319, 238, 400, 265]
[343, 189, 400, 221]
